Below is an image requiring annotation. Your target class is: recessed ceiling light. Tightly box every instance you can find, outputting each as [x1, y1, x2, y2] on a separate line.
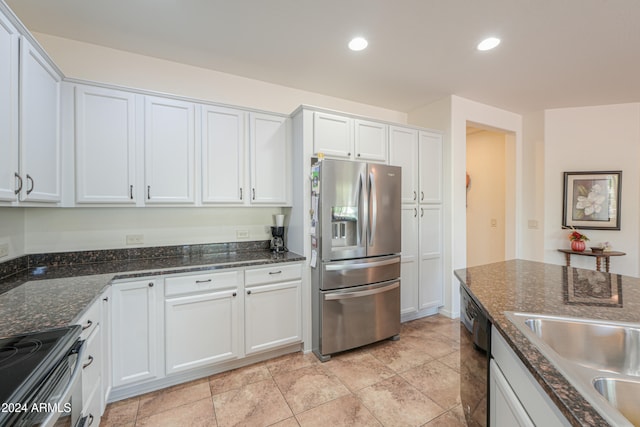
[348, 37, 368, 51]
[477, 37, 501, 51]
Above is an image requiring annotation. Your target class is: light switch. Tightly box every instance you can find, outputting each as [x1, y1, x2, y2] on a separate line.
[528, 220, 539, 229]
[491, 218, 497, 227]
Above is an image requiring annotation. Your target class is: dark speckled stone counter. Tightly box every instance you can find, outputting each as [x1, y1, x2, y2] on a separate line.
[455, 260, 640, 427]
[0, 242, 304, 338]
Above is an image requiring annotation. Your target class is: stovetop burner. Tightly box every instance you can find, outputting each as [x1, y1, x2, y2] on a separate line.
[0, 326, 81, 405]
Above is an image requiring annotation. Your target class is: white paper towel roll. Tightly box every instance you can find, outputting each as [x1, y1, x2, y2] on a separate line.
[275, 214, 285, 227]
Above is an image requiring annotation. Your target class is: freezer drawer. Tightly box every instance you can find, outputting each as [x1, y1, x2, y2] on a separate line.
[319, 279, 400, 357]
[320, 255, 400, 291]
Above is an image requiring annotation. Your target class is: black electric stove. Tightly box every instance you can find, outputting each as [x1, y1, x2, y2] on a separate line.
[0, 325, 82, 409]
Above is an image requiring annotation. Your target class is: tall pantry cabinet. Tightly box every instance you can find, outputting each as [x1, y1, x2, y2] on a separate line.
[389, 126, 444, 321]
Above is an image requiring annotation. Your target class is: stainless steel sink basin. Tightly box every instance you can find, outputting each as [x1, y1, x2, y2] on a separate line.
[594, 378, 640, 426]
[507, 312, 640, 427]
[524, 316, 640, 376]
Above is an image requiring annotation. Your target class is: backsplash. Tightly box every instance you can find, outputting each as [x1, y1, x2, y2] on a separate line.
[0, 240, 270, 280]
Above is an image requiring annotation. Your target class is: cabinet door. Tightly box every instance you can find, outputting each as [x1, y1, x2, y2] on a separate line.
[313, 111, 352, 159]
[419, 205, 443, 310]
[165, 288, 239, 374]
[400, 205, 419, 316]
[490, 360, 535, 427]
[144, 96, 195, 204]
[201, 106, 245, 204]
[419, 131, 443, 204]
[19, 37, 61, 202]
[389, 126, 419, 204]
[354, 119, 387, 162]
[249, 113, 290, 204]
[112, 279, 162, 387]
[75, 85, 136, 204]
[0, 14, 18, 201]
[245, 280, 302, 355]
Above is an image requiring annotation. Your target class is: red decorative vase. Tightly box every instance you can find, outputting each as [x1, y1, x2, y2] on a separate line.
[571, 240, 586, 252]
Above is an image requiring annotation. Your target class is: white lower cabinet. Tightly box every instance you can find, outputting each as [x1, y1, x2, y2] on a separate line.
[244, 273, 302, 354]
[111, 279, 163, 388]
[76, 288, 110, 425]
[165, 271, 241, 374]
[490, 327, 569, 427]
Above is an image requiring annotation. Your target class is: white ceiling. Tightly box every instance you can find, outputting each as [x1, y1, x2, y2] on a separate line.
[6, 0, 640, 114]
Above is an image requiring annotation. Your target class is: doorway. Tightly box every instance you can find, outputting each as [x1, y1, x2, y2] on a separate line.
[466, 124, 515, 267]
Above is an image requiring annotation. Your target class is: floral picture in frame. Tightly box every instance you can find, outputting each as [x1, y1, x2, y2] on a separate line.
[562, 171, 621, 230]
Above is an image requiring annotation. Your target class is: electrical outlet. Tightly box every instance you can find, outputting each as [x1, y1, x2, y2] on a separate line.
[236, 230, 249, 239]
[490, 218, 497, 228]
[264, 225, 271, 234]
[126, 234, 144, 245]
[0, 243, 8, 258]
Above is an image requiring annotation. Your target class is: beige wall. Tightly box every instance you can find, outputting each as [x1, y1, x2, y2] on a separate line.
[466, 130, 506, 267]
[544, 103, 640, 276]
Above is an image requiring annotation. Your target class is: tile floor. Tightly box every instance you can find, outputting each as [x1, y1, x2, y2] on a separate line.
[100, 315, 467, 427]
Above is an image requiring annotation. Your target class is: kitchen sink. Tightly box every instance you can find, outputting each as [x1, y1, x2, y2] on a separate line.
[507, 312, 640, 427]
[523, 316, 640, 376]
[594, 378, 640, 426]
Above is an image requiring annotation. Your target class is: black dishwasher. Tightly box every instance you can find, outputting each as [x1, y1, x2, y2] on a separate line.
[460, 285, 490, 427]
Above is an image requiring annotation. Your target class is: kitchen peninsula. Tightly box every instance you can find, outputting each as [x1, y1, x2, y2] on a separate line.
[455, 260, 640, 427]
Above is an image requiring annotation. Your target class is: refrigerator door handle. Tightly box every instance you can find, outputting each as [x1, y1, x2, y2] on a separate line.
[325, 257, 399, 271]
[368, 171, 377, 247]
[324, 282, 399, 300]
[358, 171, 366, 247]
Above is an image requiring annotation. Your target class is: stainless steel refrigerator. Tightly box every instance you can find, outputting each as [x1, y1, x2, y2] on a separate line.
[310, 159, 401, 361]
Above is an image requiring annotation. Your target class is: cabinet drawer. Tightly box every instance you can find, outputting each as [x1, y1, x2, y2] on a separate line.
[77, 299, 100, 340]
[245, 263, 301, 286]
[82, 324, 102, 400]
[165, 270, 241, 297]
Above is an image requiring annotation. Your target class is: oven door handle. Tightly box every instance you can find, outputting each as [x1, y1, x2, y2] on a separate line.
[40, 340, 86, 427]
[324, 282, 399, 300]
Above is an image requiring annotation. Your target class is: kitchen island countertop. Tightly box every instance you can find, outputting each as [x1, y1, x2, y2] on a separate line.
[0, 249, 305, 338]
[455, 259, 640, 427]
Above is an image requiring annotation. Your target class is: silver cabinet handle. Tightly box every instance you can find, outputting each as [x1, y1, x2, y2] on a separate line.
[88, 414, 94, 426]
[421, 191, 424, 201]
[421, 208, 424, 217]
[83, 355, 94, 369]
[325, 282, 399, 300]
[147, 185, 151, 199]
[232, 292, 237, 297]
[195, 279, 212, 284]
[103, 297, 109, 302]
[14, 173, 22, 195]
[82, 320, 93, 330]
[268, 270, 282, 275]
[26, 174, 34, 195]
[247, 290, 252, 295]
[252, 188, 256, 200]
[414, 208, 417, 217]
[413, 191, 417, 201]
[129, 185, 133, 200]
[239, 188, 243, 200]
[148, 282, 154, 287]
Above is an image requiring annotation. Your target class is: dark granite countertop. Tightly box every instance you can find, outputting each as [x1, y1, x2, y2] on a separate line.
[0, 247, 304, 338]
[455, 260, 640, 427]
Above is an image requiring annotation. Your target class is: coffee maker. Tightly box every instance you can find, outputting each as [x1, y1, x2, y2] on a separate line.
[270, 226, 288, 253]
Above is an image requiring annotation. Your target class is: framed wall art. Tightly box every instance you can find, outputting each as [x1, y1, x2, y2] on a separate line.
[562, 171, 621, 230]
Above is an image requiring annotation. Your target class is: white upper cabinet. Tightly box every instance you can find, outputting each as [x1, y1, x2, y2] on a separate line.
[313, 111, 352, 159]
[354, 119, 387, 162]
[389, 126, 419, 204]
[18, 37, 61, 203]
[313, 111, 388, 163]
[0, 13, 18, 202]
[419, 131, 443, 204]
[75, 85, 136, 204]
[249, 113, 290, 205]
[201, 105, 245, 204]
[144, 96, 195, 204]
